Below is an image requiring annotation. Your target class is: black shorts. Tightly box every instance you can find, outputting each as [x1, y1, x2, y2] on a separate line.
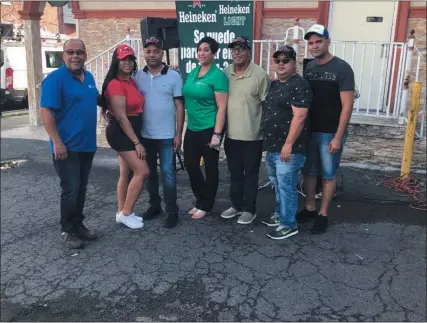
[106, 115, 142, 152]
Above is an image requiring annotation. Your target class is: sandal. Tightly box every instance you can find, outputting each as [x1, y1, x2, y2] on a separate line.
[191, 210, 208, 219]
[188, 207, 198, 215]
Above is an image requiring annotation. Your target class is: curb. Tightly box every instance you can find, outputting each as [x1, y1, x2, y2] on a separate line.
[1, 110, 29, 118]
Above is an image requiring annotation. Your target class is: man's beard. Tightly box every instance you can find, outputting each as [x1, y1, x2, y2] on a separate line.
[313, 51, 326, 59]
[148, 60, 162, 68]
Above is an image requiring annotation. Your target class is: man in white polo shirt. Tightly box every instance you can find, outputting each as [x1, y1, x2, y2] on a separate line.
[135, 36, 185, 228]
[221, 36, 270, 225]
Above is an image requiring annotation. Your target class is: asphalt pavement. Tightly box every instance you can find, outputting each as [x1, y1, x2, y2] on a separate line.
[1, 116, 426, 322]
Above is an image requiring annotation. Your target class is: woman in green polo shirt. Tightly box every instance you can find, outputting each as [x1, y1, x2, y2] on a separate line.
[182, 36, 229, 220]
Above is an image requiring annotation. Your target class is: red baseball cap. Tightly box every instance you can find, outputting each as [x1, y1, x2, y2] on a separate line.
[117, 44, 135, 60]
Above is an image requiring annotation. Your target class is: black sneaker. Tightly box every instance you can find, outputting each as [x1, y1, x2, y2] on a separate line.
[261, 213, 280, 227]
[60, 232, 84, 249]
[164, 214, 179, 228]
[76, 225, 98, 241]
[142, 206, 163, 220]
[267, 227, 298, 240]
[296, 208, 317, 223]
[311, 215, 328, 234]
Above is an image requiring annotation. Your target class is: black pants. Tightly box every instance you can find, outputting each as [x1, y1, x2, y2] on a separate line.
[183, 128, 219, 212]
[224, 137, 263, 214]
[53, 152, 95, 233]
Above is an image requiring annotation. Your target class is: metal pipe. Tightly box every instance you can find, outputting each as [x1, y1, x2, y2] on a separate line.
[386, 45, 398, 117]
[376, 44, 387, 115]
[395, 43, 407, 117]
[266, 41, 271, 75]
[356, 44, 366, 113]
[366, 45, 376, 114]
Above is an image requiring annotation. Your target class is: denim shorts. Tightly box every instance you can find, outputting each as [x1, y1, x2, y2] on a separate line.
[303, 132, 348, 180]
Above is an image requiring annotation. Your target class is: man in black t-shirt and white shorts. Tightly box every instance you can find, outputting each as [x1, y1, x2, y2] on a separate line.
[297, 24, 355, 234]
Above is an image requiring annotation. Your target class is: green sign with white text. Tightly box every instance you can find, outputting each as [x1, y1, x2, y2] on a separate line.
[175, 0, 254, 80]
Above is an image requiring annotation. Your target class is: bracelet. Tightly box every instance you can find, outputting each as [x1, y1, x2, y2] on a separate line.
[213, 132, 221, 137]
[132, 139, 140, 145]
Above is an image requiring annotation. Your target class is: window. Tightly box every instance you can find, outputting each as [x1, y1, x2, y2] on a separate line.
[0, 49, 4, 67]
[1, 2, 12, 5]
[63, 3, 76, 25]
[45, 51, 63, 68]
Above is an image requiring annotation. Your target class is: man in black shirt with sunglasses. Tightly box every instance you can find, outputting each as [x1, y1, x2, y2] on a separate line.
[260, 45, 313, 240]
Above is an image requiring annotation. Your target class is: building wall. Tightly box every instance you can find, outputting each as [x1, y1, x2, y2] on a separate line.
[407, 9, 426, 141]
[264, 1, 317, 9]
[410, 0, 427, 7]
[79, 1, 174, 10]
[407, 15, 426, 95]
[79, 18, 140, 62]
[259, 18, 317, 78]
[343, 124, 426, 171]
[1, 1, 60, 33]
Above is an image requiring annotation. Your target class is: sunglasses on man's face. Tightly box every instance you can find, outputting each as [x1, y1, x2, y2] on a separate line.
[64, 50, 85, 56]
[231, 47, 247, 53]
[274, 58, 292, 64]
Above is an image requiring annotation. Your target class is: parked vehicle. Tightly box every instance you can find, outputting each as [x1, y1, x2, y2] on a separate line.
[0, 42, 63, 111]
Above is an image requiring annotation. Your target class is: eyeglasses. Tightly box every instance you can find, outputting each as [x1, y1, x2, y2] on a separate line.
[231, 47, 247, 53]
[64, 50, 85, 56]
[274, 58, 292, 64]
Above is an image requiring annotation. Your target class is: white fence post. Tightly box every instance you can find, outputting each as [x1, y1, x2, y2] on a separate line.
[399, 29, 416, 122]
[126, 27, 134, 47]
[293, 18, 300, 56]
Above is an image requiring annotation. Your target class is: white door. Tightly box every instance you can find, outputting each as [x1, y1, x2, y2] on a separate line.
[329, 2, 397, 115]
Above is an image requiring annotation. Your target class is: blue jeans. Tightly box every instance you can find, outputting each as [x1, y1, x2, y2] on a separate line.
[52, 152, 95, 233]
[265, 152, 306, 229]
[141, 138, 178, 215]
[303, 132, 348, 180]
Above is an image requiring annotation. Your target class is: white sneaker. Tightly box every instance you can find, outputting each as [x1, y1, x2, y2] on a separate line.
[116, 212, 142, 223]
[220, 207, 242, 219]
[117, 212, 144, 229]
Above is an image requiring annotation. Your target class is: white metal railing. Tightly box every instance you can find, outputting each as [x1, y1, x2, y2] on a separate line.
[85, 38, 179, 90]
[253, 39, 408, 119]
[84, 33, 424, 131]
[414, 45, 426, 140]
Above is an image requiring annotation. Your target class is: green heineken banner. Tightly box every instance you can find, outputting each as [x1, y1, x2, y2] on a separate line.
[175, 0, 254, 80]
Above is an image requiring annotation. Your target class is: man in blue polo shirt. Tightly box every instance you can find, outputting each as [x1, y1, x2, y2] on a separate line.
[135, 36, 184, 228]
[40, 39, 99, 249]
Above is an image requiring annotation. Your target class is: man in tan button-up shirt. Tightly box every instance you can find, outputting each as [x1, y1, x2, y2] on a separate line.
[221, 36, 270, 225]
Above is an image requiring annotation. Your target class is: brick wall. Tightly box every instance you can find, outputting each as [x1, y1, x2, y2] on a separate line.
[343, 123, 426, 171]
[1, 2, 21, 25]
[40, 4, 60, 33]
[0, 2, 60, 34]
[259, 18, 316, 78]
[79, 18, 140, 61]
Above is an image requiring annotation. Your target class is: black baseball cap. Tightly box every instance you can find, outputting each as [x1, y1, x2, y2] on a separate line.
[273, 45, 297, 60]
[143, 36, 163, 49]
[228, 36, 252, 50]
